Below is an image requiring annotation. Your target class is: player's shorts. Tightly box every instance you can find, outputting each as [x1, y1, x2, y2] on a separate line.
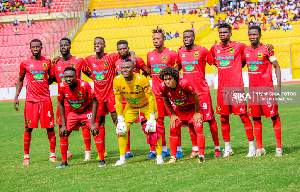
[123, 103, 158, 125]
[199, 93, 215, 121]
[216, 91, 247, 116]
[24, 100, 54, 129]
[56, 102, 70, 125]
[97, 99, 116, 117]
[155, 97, 171, 118]
[248, 94, 279, 118]
[175, 105, 196, 124]
[67, 111, 92, 131]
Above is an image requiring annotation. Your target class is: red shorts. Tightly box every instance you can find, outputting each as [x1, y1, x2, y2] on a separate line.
[67, 111, 92, 131]
[56, 102, 70, 125]
[175, 106, 196, 124]
[248, 94, 279, 118]
[97, 99, 116, 117]
[156, 97, 171, 118]
[216, 91, 247, 116]
[199, 93, 215, 121]
[24, 100, 54, 128]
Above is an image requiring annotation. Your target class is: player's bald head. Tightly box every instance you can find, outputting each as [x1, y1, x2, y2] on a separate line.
[121, 59, 134, 79]
[121, 59, 134, 67]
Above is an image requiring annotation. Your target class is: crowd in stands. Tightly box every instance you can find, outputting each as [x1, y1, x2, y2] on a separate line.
[0, 0, 54, 13]
[165, 31, 180, 40]
[211, 0, 300, 31]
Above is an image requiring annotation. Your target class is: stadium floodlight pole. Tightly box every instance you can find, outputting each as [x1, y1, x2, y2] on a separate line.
[63, 9, 72, 37]
[49, 25, 59, 53]
[46, 32, 56, 58]
[40, 35, 49, 58]
[59, 13, 68, 37]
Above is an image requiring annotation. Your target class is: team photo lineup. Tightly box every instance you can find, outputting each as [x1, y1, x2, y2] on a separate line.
[13, 23, 284, 169]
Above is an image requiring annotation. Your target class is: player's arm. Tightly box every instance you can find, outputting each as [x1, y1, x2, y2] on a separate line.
[48, 63, 56, 85]
[82, 58, 93, 80]
[90, 97, 99, 136]
[191, 91, 203, 125]
[209, 45, 217, 66]
[271, 55, 281, 95]
[175, 51, 182, 71]
[144, 83, 156, 114]
[14, 62, 26, 111]
[129, 51, 137, 66]
[113, 77, 123, 116]
[242, 60, 247, 68]
[58, 99, 68, 137]
[163, 96, 180, 127]
[137, 57, 151, 76]
[146, 54, 152, 78]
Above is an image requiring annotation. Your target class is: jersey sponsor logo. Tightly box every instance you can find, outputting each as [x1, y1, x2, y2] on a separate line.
[185, 65, 194, 71]
[33, 73, 44, 80]
[43, 63, 47, 68]
[135, 85, 140, 91]
[162, 56, 167, 62]
[71, 103, 82, 109]
[220, 60, 230, 66]
[258, 52, 263, 59]
[153, 67, 162, 73]
[248, 64, 258, 71]
[194, 51, 199, 58]
[174, 101, 184, 105]
[26, 120, 31, 125]
[229, 47, 234, 53]
[129, 100, 140, 104]
[78, 91, 83, 97]
[95, 74, 105, 80]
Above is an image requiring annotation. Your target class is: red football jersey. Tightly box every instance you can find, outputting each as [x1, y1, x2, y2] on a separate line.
[177, 45, 214, 94]
[58, 79, 95, 113]
[84, 53, 119, 102]
[147, 47, 178, 97]
[244, 44, 275, 87]
[210, 41, 246, 92]
[51, 56, 88, 84]
[115, 56, 146, 75]
[19, 56, 52, 102]
[159, 78, 195, 110]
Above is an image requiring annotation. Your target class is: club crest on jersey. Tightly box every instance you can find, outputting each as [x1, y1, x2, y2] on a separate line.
[43, 63, 47, 68]
[33, 73, 44, 80]
[229, 47, 234, 53]
[104, 61, 108, 68]
[135, 85, 140, 91]
[258, 52, 263, 59]
[70, 64, 75, 68]
[58, 116, 61, 121]
[27, 120, 31, 125]
[179, 90, 184, 96]
[185, 65, 194, 72]
[194, 51, 199, 58]
[174, 101, 184, 105]
[218, 106, 221, 111]
[153, 67, 162, 73]
[95, 74, 105, 80]
[162, 56, 167, 62]
[71, 103, 82, 109]
[78, 91, 83, 98]
[248, 64, 258, 71]
[249, 108, 252, 113]
[220, 60, 230, 67]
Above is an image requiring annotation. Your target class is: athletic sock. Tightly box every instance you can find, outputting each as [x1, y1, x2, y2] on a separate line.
[215, 146, 220, 151]
[82, 125, 91, 151]
[177, 146, 182, 152]
[249, 140, 255, 151]
[47, 130, 56, 154]
[194, 124, 205, 156]
[192, 146, 199, 152]
[240, 114, 254, 141]
[253, 119, 263, 149]
[60, 137, 69, 162]
[178, 127, 182, 147]
[24, 154, 29, 159]
[209, 119, 220, 146]
[23, 130, 32, 155]
[126, 129, 131, 152]
[155, 136, 163, 156]
[224, 141, 231, 151]
[162, 146, 167, 152]
[169, 127, 180, 157]
[50, 152, 56, 157]
[220, 115, 230, 142]
[189, 126, 198, 147]
[272, 117, 282, 148]
[94, 128, 105, 161]
[120, 156, 125, 161]
[157, 117, 166, 148]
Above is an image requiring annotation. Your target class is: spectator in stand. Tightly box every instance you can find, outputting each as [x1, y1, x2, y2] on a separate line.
[139, 9, 143, 17]
[262, 23, 267, 31]
[214, 4, 218, 15]
[31, 19, 34, 24]
[0, 23, 3, 28]
[20, 4, 25, 11]
[13, 20, 19, 26]
[248, 19, 254, 26]
[189, 9, 193, 14]
[205, 7, 209, 14]
[165, 32, 171, 40]
[159, 8, 164, 15]
[86, 9, 91, 19]
[292, 14, 298, 21]
[282, 23, 287, 31]
[132, 10, 136, 17]
[124, 11, 127, 18]
[32, 0, 36, 4]
[119, 11, 123, 18]
[198, 9, 203, 17]
[47, 4, 51, 15]
[191, 24, 195, 32]
[166, 4, 171, 14]
[14, 28, 19, 35]
[127, 10, 131, 17]
[42, 0, 46, 7]
[287, 23, 292, 31]
[143, 10, 148, 16]
[240, 0, 245, 9]
[274, 23, 280, 30]
[169, 31, 174, 39]
[193, 9, 197, 14]
[233, 20, 239, 30]
[26, 19, 31, 27]
[173, 3, 178, 14]
[182, 9, 186, 15]
[175, 31, 179, 38]
[93, 9, 97, 18]
[270, 23, 275, 30]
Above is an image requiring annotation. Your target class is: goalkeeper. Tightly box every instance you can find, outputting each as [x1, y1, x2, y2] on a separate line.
[113, 59, 164, 166]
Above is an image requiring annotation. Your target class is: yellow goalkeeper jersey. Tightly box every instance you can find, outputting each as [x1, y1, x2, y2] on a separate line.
[113, 73, 156, 115]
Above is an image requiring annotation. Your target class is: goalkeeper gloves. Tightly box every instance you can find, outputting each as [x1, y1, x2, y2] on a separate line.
[116, 115, 127, 135]
[145, 113, 156, 133]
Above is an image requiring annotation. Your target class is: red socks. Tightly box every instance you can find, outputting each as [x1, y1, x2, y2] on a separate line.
[23, 131, 32, 155]
[127, 130, 131, 152]
[94, 126, 105, 161]
[60, 137, 69, 162]
[190, 123, 205, 156]
[177, 128, 181, 147]
[47, 130, 56, 154]
[189, 126, 198, 147]
[209, 120, 220, 147]
[169, 126, 180, 157]
[240, 114, 254, 141]
[220, 115, 230, 142]
[273, 117, 282, 148]
[158, 117, 166, 147]
[253, 119, 263, 149]
[81, 125, 91, 151]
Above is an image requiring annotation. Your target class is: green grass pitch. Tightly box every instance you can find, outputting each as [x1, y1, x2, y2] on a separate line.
[0, 87, 299, 191]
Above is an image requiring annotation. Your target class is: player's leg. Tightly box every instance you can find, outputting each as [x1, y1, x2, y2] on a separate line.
[189, 122, 206, 163]
[23, 127, 32, 165]
[188, 126, 199, 158]
[156, 98, 170, 157]
[239, 113, 255, 157]
[40, 100, 57, 162]
[96, 102, 109, 160]
[167, 121, 181, 163]
[272, 114, 282, 156]
[200, 93, 220, 157]
[176, 127, 183, 158]
[81, 124, 92, 161]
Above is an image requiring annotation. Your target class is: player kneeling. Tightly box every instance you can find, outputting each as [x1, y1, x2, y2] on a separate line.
[56, 67, 105, 168]
[113, 59, 164, 166]
[159, 67, 205, 163]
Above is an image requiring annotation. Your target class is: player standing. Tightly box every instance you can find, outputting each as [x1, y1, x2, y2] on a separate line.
[51, 38, 92, 161]
[159, 67, 206, 163]
[114, 40, 151, 158]
[14, 39, 57, 165]
[177, 30, 221, 158]
[245, 26, 282, 156]
[147, 27, 178, 158]
[113, 59, 164, 166]
[210, 24, 256, 157]
[56, 67, 105, 168]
